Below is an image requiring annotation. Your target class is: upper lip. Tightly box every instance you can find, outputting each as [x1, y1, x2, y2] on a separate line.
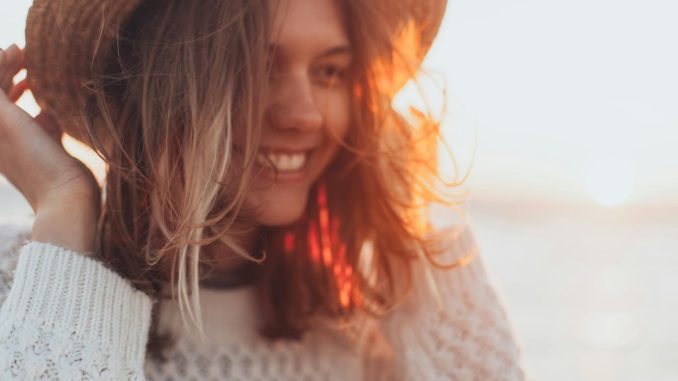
[258, 146, 315, 154]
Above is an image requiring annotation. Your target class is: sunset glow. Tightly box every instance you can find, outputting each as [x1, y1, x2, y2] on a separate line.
[306, 183, 355, 309]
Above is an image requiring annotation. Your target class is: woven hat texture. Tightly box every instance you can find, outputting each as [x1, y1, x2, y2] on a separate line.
[25, 0, 446, 131]
[25, 0, 141, 134]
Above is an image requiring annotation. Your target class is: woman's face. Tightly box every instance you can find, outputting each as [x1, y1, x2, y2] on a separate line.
[245, 0, 352, 226]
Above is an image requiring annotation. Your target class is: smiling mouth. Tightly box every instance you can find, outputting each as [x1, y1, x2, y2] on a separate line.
[256, 150, 310, 173]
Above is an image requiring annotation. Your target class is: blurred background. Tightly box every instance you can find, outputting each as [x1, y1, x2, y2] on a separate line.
[2, 0, 678, 379]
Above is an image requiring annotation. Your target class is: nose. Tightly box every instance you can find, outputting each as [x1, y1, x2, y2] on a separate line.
[267, 73, 323, 133]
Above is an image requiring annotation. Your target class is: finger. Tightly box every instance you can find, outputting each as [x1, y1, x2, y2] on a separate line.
[0, 46, 16, 78]
[9, 78, 28, 102]
[2, 44, 22, 69]
[0, 45, 23, 93]
[8, 46, 25, 74]
[0, 49, 7, 94]
[1, 69, 17, 95]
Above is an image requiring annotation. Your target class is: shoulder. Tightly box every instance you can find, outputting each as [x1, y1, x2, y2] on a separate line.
[425, 223, 478, 267]
[382, 224, 525, 379]
[416, 223, 484, 297]
[0, 225, 31, 304]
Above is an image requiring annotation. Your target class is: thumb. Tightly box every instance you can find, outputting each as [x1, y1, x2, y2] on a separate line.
[8, 78, 28, 102]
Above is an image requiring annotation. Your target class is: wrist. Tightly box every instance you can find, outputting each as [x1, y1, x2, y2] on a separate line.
[32, 197, 100, 254]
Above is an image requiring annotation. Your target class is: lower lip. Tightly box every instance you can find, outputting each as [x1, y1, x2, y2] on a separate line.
[256, 151, 312, 183]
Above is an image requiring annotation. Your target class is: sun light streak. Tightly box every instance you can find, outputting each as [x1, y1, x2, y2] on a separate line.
[302, 184, 355, 309]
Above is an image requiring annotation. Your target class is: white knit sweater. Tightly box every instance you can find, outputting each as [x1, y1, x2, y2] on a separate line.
[0, 224, 525, 380]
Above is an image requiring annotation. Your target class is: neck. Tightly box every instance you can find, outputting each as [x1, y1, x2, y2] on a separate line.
[200, 226, 263, 288]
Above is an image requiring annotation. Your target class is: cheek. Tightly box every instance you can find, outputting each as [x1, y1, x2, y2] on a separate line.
[322, 89, 351, 141]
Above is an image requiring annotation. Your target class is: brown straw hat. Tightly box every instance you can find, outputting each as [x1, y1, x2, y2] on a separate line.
[24, 0, 447, 131]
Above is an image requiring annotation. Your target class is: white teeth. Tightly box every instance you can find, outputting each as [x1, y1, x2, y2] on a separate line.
[256, 151, 307, 172]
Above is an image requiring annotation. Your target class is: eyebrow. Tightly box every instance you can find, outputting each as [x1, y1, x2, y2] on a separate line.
[318, 45, 352, 59]
[268, 43, 352, 59]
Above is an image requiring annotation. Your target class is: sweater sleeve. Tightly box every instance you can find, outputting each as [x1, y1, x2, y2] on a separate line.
[384, 225, 526, 381]
[0, 240, 153, 380]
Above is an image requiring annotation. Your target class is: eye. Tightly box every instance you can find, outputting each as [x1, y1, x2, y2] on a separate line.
[313, 63, 348, 86]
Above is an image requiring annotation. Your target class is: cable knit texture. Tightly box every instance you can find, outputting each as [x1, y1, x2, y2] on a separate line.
[0, 224, 525, 380]
[382, 229, 524, 380]
[0, 232, 152, 380]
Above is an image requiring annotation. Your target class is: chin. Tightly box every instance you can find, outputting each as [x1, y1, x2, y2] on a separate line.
[247, 186, 310, 227]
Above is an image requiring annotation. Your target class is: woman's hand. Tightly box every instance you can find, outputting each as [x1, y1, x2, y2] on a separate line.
[0, 44, 100, 253]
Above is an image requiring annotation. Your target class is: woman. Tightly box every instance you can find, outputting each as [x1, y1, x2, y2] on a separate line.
[0, 0, 525, 379]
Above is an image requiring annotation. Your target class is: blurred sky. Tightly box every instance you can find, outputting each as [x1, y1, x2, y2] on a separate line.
[2, 2, 678, 380]
[2, 0, 678, 207]
[421, 0, 678, 206]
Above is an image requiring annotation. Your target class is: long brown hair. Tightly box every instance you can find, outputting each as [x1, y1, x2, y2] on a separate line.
[74, 0, 467, 360]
